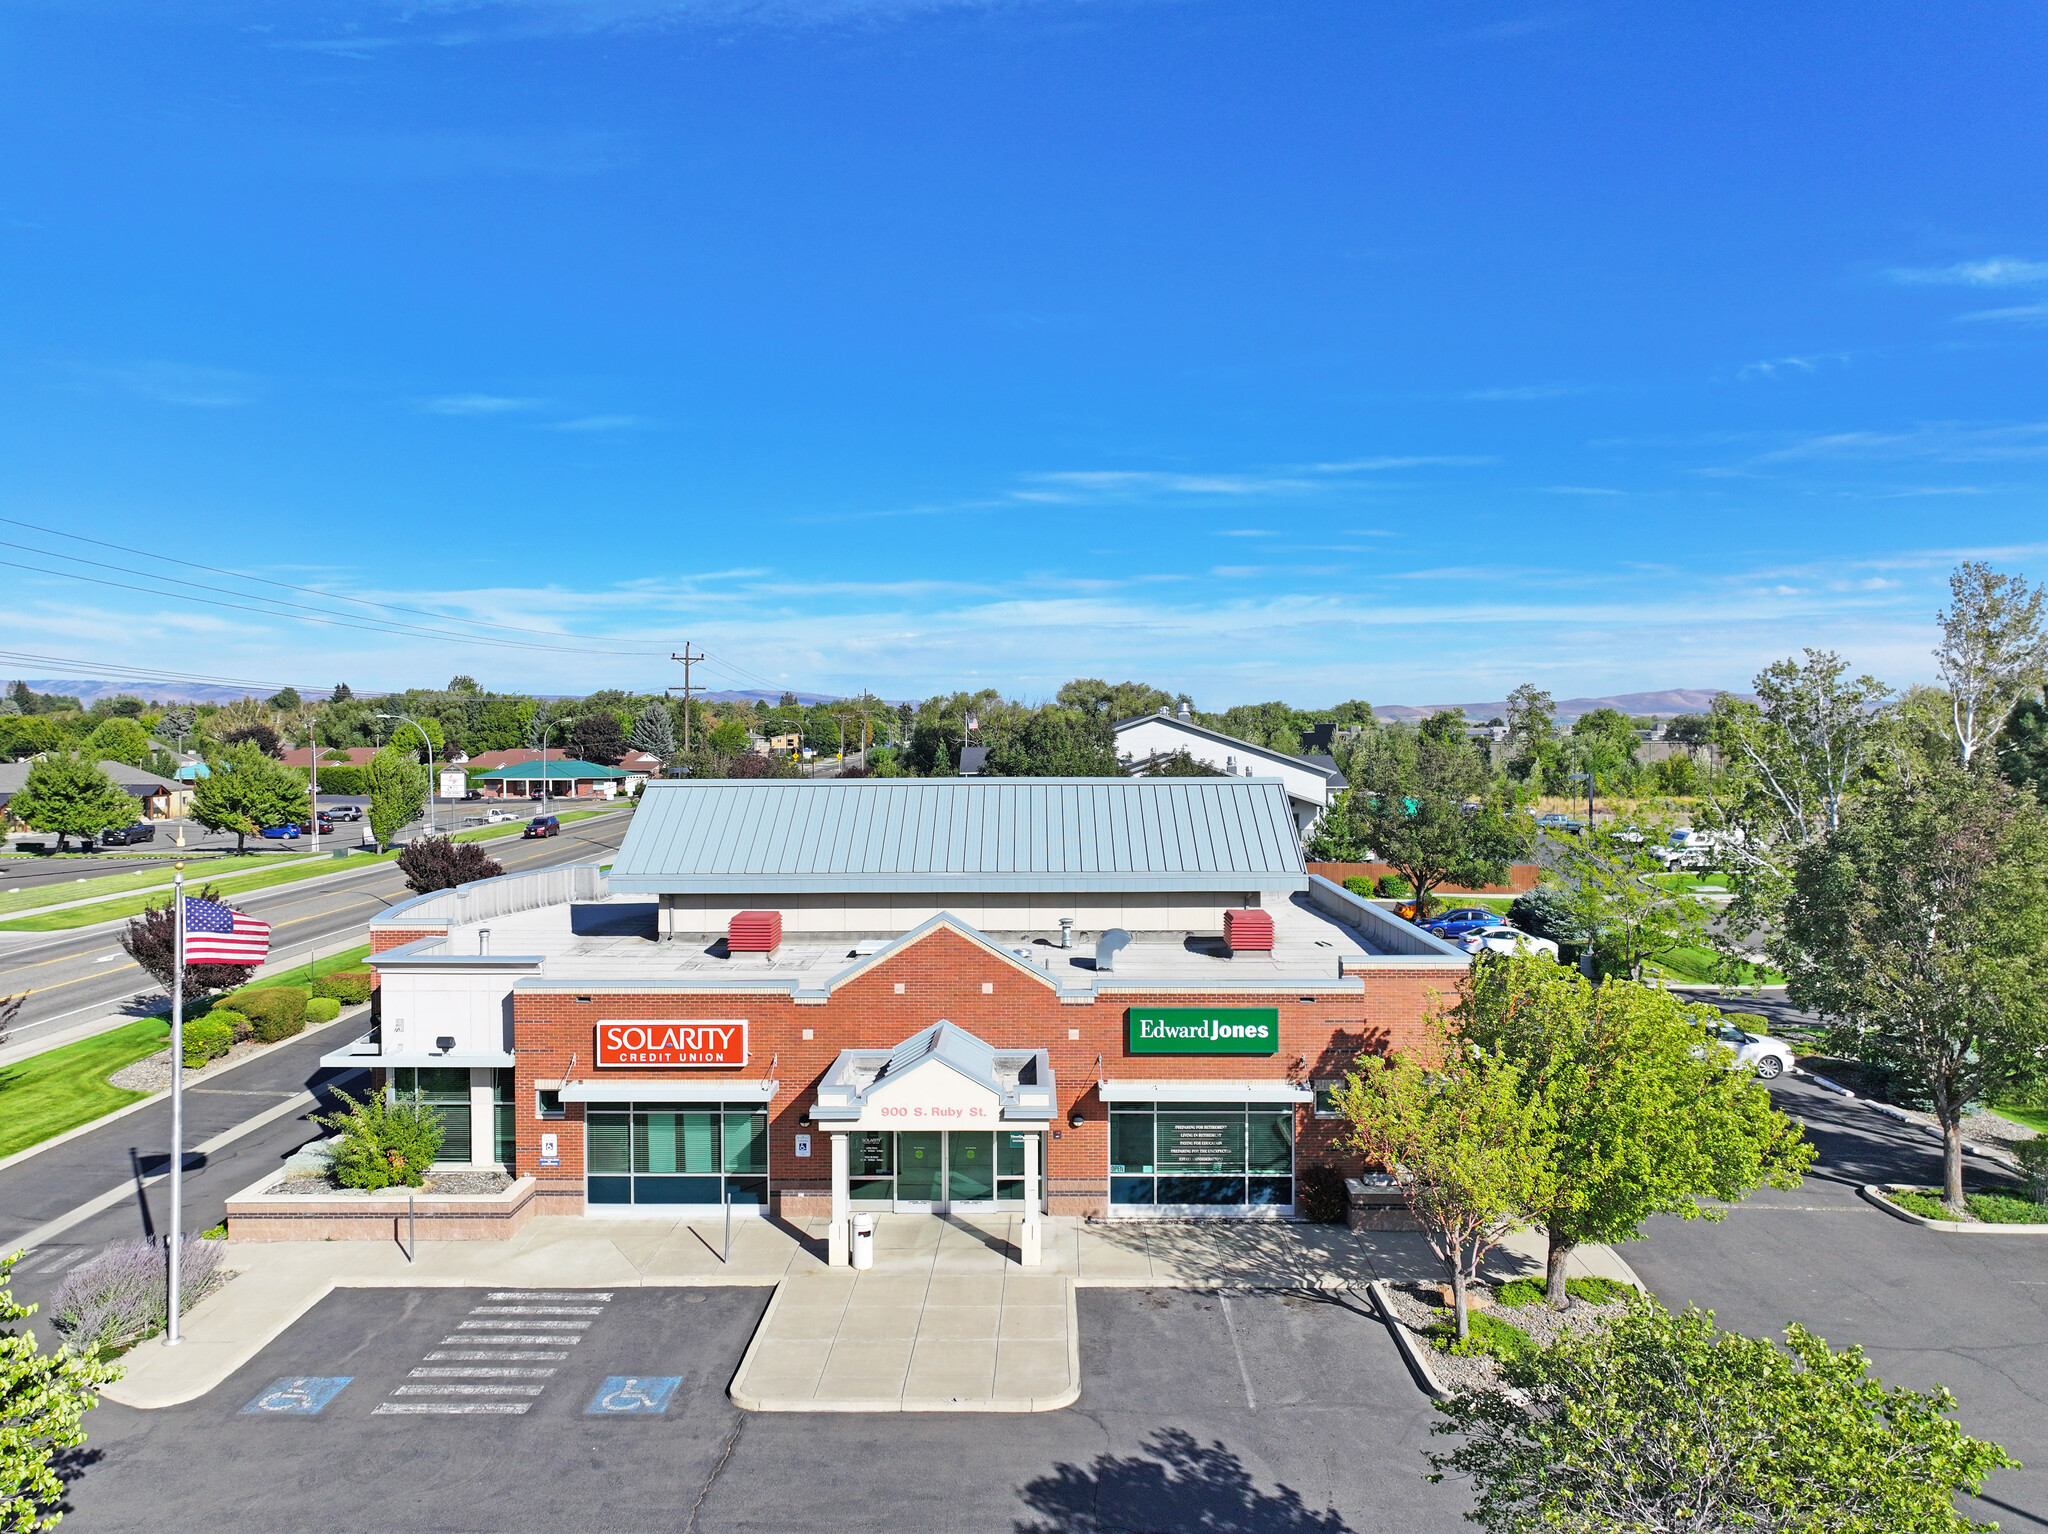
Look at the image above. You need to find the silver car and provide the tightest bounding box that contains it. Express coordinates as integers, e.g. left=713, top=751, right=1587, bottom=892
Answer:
left=1455, top=925, right=1561, bottom=960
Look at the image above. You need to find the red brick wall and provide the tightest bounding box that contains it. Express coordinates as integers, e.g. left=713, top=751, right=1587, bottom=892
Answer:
left=1307, top=862, right=1540, bottom=895
left=508, top=926, right=1451, bottom=1214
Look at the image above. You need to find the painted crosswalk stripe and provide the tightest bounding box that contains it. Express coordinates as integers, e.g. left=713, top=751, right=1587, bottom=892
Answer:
left=425, top=1350, right=568, bottom=1362
left=456, top=1319, right=592, bottom=1330
left=486, top=1291, right=613, bottom=1302
left=410, top=1367, right=557, bottom=1379
left=394, top=1383, right=546, bottom=1397
left=373, top=1402, right=531, bottom=1415
left=439, top=1333, right=581, bottom=1345
left=467, top=1305, right=604, bottom=1316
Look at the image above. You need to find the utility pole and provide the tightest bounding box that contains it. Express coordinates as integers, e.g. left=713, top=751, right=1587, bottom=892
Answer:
left=669, top=644, right=704, bottom=754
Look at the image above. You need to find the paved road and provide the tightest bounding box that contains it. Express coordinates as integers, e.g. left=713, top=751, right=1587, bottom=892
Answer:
left=0, top=808, right=631, bottom=1051
left=1625, top=1074, right=2045, bottom=1531
left=61, top=1286, right=1457, bottom=1533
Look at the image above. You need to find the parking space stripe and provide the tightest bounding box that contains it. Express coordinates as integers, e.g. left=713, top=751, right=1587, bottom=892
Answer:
left=393, top=1384, right=547, bottom=1397
left=409, top=1368, right=557, bottom=1379
left=456, top=1319, right=592, bottom=1330
left=425, top=1349, right=568, bottom=1361
left=373, top=1402, right=532, bottom=1416
left=380, top=1291, right=615, bottom=1419
left=438, top=1333, right=582, bottom=1345
left=485, top=1291, right=613, bottom=1302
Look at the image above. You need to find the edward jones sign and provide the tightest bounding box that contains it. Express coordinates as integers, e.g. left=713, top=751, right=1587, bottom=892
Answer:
left=1126, top=1007, right=1280, bottom=1055
left=596, top=1020, right=748, bottom=1068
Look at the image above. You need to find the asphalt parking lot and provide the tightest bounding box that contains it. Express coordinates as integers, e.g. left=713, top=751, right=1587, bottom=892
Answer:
left=60, top=1285, right=1459, bottom=1534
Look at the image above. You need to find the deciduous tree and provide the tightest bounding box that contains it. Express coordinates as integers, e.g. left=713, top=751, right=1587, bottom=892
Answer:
left=1782, top=758, right=2048, bottom=1207
left=81, top=717, right=149, bottom=768
left=118, top=882, right=256, bottom=998
left=1333, top=1025, right=1552, bottom=1342
left=1455, top=953, right=1812, bottom=1305
left=1431, top=1301, right=2017, bottom=1534
left=1936, top=560, right=2047, bottom=767
left=396, top=836, right=505, bottom=895
left=7, top=754, right=135, bottom=850
left=366, top=748, right=427, bottom=847
left=189, top=744, right=309, bottom=854
left=1995, top=683, right=2048, bottom=803
left=1551, top=813, right=1709, bottom=980
left=0, top=1252, right=118, bottom=1533
left=568, top=711, right=626, bottom=765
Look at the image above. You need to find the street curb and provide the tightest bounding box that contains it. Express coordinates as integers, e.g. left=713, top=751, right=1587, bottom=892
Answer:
left=1807, top=1072, right=1856, bottom=1097
left=0, top=1003, right=366, bottom=1178
left=1859, top=1184, right=2048, bottom=1235
left=1368, top=1279, right=1448, bottom=1399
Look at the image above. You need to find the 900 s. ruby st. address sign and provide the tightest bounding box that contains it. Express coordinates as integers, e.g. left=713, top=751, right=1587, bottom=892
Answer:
left=596, top=1020, right=748, bottom=1068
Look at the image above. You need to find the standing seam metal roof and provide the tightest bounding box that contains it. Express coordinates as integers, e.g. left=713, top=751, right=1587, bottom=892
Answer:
left=608, top=777, right=1307, bottom=893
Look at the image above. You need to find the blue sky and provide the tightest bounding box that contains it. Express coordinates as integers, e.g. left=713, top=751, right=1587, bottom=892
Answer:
left=1, top=0, right=2043, bottom=707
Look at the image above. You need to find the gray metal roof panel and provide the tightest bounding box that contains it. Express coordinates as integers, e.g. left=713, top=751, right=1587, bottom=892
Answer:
left=609, top=777, right=1308, bottom=893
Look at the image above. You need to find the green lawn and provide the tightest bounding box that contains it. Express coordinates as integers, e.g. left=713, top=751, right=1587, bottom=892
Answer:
left=1642, top=945, right=1785, bottom=986
left=0, top=807, right=625, bottom=932
left=0, top=1018, right=170, bottom=1159
left=0, top=851, right=290, bottom=918
left=1648, top=872, right=1732, bottom=894
left=1991, top=1103, right=2048, bottom=1135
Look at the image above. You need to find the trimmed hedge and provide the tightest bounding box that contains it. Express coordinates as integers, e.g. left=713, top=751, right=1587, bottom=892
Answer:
left=306, top=996, right=341, bottom=1024
left=311, top=763, right=369, bottom=795
left=315, top=971, right=374, bottom=1005
left=182, top=1013, right=235, bottom=1068
left=224, top=986, right=307, bottom=1028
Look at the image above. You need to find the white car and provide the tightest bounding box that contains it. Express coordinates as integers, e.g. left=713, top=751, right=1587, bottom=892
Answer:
left=1711, top=1020, right=1795, bottom=1080
left=1455, top=926, right=1561, bottom=960
left=482, top=809, right=519, bottom=824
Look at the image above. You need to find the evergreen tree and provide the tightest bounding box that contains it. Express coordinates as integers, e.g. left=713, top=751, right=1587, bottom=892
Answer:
left=629, top=701, right=676, bottom=767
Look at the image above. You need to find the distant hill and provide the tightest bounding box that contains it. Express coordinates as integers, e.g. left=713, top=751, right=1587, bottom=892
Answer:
left=7, top=678, right=345, bottom=707
left=1375, top=688, right=1740, bottom=723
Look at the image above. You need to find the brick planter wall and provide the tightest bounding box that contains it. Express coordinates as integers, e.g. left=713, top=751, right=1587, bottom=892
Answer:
left=224, top=1172, right=541, bottom=1242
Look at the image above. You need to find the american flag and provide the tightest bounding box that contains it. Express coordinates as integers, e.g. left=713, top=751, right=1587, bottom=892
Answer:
left=183, top=897, right=270, bottom=966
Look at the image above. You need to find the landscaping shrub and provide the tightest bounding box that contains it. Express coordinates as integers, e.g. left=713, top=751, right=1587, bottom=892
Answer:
left=311, top=763, right=368, bottom=795
left=2015, top=1138, right=2048, bottom=1202
left=252, top=1009, right=306, bottom=1044
left=306, top=996, right=341, bottom=1024
left=396, top=834, right=506, bottom=895
left=181, top=1013, right=234, bottom=1067
left=315, top=970, right=374, bottom=1005
left=314, top=1084, right=444, bottom=1190
left=225, top=986, right=307, bottom=1030
left=1496, top=1274, right=1633, bottom=1309
left=1342, top=877, right=1375, bottom=897
left=1376, top=874, right=1409, bottom=898
left=1504, top=885, right=1588, bottom=945
left=51, top=1236, right=227, bottom=1354
left=1295, top=1163, right=1349, bottom=1223
left=1427, top=1310, right=1533, bottom=1360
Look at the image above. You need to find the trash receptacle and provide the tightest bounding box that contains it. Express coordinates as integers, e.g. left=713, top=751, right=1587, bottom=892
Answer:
left=851, top=1213, right=874, bottom=1270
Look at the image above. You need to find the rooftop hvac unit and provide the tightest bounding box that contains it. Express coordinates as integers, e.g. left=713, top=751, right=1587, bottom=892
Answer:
left=728, top=910, right=783, bottom=953
left=1223, top=908, right=1274, bottom=955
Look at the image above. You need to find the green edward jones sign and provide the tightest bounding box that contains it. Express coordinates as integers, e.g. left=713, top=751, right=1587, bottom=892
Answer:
left=1126, top=1007, right=1280, bottom=1055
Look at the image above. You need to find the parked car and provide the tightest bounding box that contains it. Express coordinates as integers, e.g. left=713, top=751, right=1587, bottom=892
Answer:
left=259, top=823, right=301, bottom=839
left=1534, top=812, right=1583, bottom=834
left=462, top=789, right=484, bottom=801
left=1419, top=907, right=1500, bottom=940
left=1456, top=926, right=1561, bottom=960
left=483, top=809, right=519, bottom=824
left=322, top=804, right=364, bottom=822
left=98, top=822, right=157, bottom=846
left=523, top=815, right=560, bottom=838
left=1710, top=1020, right=1795, bottom=1081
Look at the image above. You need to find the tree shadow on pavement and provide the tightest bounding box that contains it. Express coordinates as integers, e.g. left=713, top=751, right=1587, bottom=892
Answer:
left=1013, top=1427, right=1352, bottom=1534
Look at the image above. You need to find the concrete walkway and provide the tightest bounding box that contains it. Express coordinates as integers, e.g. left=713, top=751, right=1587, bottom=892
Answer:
left=102, top=1212, right=1642, bottom=1412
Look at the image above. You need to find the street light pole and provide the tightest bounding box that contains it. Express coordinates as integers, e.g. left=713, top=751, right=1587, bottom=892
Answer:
left=376, top=713, right=437, bottom=837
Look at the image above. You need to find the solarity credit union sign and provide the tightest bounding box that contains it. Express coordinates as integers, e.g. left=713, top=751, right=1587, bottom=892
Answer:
left=1126, top=1007, right=1279, bottom=1055
left=596, top=1020, right=748, bottom=1068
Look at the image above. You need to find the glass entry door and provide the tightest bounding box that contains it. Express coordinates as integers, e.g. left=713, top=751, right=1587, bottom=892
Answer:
left=895, top=1132, right=943, bottom=1208
left=946, top=1131, right=996, bottom=1208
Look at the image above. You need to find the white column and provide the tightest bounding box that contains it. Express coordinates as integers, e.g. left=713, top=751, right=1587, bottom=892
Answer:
left=1020, top=1131, right=1042, bottom=1267
left=828, top=1133, right=850, bottom=1266
left=469, top=1068, right=497, bottom=1167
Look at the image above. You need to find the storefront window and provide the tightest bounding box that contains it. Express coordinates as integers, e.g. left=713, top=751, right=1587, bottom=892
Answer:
left=1106, top=1101, right=1298, bottom=1211
left=391, top=1067, right=472, bottom=1165
left=586, top=1102, right=769, bottom=1207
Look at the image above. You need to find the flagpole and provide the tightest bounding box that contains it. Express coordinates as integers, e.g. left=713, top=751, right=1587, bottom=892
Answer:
left=165, top=864, right=184, bottom=1346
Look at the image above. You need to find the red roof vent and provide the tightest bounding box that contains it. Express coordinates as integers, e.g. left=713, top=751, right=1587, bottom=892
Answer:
left=728, top=910, right=783, bottom=953
left=1223, top=908, right=1274, bottom=954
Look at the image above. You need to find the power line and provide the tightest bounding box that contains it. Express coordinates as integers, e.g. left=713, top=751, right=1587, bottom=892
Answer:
left=0, top=649, right=316, bottom=694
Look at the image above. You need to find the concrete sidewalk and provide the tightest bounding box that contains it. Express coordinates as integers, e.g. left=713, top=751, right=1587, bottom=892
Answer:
left=102, top=1212, right=1641, bottom=1411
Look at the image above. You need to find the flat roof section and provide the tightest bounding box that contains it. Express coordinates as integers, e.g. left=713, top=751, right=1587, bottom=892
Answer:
left=607, top=777, right=1309, bottom=895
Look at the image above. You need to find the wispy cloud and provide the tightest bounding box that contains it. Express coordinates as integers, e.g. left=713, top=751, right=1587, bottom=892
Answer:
left=546, top=414, right=651, bottom=432
left=1958, top=302, right=2048, bottom=326
left=1539, top=485, right=1625, bottom=496
left=1888, top=257, right=2048, bottom=287
left=419, top=394, right=542, bottom=416
left=1017, top=471, right=1316, bottom=500
left=1216, top=529, right=1275, bottom=538
left=83, top=361, right=263, bottom=408
left=1737, top=354, right=1843, bottom=382
left=1757, top=421, right=2048, bottom=465
left=1306, top=455, right=1491, bottom=472
left=1463, top=384, right=1580, bottom=401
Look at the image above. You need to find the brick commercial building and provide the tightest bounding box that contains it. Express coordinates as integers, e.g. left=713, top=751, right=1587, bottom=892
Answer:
left=328, top=777, right=1466, bottom=1262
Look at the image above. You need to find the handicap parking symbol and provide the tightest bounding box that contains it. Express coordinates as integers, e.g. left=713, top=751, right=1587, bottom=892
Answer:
left=240, top=1377, right=353, bottom=1415
left=585, top=1376, right=683, bottom=1415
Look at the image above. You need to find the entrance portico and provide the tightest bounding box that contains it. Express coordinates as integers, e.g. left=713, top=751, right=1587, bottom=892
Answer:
left=810, top=1021, right=1055, bottom=1266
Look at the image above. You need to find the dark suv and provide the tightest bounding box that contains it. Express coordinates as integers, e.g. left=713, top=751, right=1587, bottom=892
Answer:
left=100, top=823, right=157, bottom=847
left=523, top=815, right=560, bottom=838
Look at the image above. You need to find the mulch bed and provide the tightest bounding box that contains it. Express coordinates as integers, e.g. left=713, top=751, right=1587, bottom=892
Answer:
left=1381, top=1280, right=1631, bottom=1395
left=261, top=1169, right=515, bottom=1197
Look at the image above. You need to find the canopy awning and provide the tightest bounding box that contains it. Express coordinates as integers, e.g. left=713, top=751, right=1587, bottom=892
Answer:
left=561, top=1079, right=779, bottom=1104
left=1097, top=1080, right=1313, bottom=1103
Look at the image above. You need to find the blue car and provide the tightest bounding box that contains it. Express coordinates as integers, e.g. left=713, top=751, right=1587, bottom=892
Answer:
left=260, top=823, right=301, bottom=839
left=1419, top=907, right=1498, bottom=940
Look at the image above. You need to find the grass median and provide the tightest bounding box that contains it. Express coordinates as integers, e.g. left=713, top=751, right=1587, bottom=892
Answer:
left=0, top=807, right=623, bottom=933
left=0, top=1018, right=170, bottom=1159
